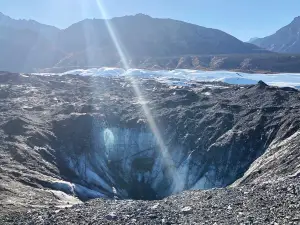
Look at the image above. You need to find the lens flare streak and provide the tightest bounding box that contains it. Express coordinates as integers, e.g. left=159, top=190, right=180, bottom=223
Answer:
left=95, top=0, right=182, bottom=192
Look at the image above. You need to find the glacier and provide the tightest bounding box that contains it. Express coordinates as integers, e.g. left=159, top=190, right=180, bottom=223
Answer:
left=54, top=127, right=223, bottom=200
left=47, top=67, right=300, bottom=88
left=39, top=67, right=300, bottom=201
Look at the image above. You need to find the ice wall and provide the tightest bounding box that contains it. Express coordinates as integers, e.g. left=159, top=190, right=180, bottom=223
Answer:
left=58, top=127, right=219, bottom=200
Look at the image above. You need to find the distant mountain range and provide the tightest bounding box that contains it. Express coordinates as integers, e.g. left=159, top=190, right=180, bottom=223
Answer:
left=0, top=12, right=63, bottom=72
left=0, top=12, right=267, bottom=72
left=250, top=16, right=300, bottom=53
left=0, top=12, right=59, bottom=39
left=248, top=37, right=259, bottom=43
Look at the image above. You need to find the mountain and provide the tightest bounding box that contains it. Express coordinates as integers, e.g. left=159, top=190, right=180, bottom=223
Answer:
left=0, top=26, right=65, bottom=72
left=0, top=13, right=64, bottom=72
left=60, top=14, right=263, bottom=56
left=55, top=14, right=265, bottom=68
left=0, top=12, right=59, bottom=40
left=248, top=37, right=259, bottom=42
left=250, top=16, right=300, bottom=53
left=0, top=13, right=267, bottom=72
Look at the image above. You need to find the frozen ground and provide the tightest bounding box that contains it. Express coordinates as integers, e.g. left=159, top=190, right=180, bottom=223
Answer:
left=34, top=67, right=300, bottom=88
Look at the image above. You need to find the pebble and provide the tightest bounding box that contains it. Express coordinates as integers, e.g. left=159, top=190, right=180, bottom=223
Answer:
left=181, top=206, right=193, bottom=214
left=105, top=212, right=118, bottom=221
left=151, top=203, right=160, bottom=210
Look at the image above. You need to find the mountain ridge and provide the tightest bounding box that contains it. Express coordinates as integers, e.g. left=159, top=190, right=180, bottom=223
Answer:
left=0, top=12, right=268, bottom=73
left=0, top=11, right=59, bottom=39
left=250, top=16, right=300, bottom=53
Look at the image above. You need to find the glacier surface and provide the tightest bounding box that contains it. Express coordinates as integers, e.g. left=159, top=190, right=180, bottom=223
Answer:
left=43, top=67, right=300, bottom=200
left=39, top=67, right=300, bottom=88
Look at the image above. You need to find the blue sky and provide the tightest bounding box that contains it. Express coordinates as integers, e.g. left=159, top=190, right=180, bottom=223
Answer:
left=1, top=0, right=300, bottom=41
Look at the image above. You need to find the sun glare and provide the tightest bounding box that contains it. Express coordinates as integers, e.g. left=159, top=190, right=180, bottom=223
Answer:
left=95, top=0, right=181, bottom=192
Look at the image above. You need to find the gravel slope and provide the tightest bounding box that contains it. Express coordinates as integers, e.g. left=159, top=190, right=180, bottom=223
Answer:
left=1, top=178, right=299, bottom=224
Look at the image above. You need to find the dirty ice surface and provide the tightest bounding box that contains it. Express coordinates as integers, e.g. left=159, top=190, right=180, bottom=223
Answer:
left=34, top=68, right=300, bottom=88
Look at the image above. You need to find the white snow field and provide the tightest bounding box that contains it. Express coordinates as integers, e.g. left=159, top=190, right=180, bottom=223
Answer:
left=55, top=68, right=300, bottom=88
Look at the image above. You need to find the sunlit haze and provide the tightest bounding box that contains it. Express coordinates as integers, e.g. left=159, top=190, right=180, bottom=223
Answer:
left=1, top=0, right=300, bottom=41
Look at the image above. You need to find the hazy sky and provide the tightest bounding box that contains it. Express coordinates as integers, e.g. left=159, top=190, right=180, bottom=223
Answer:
left=1, top=0, right=300, bottom=41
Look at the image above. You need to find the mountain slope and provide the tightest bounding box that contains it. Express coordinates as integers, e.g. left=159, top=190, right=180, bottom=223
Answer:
left=248, top=37, right=259, bottom=43
left=60, top=14, right=264, bottom=55
left=0, top=13, right=268, bottom=72
left=0, top=12, right=59, bottom=40
left=0, top=26, right=65, bottom=72
left=251, top=16, right=300, bottom=53
left=0, top=12, right=64, bottom=72
left=55, top=14, right=266, bottom=68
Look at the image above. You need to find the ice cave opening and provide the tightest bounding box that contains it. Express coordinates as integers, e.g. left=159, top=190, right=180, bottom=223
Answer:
left=52, top=116, right=256, bottom=201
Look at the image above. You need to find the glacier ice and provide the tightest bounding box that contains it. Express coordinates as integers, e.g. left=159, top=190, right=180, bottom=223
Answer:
left=56, top=127, right=223, bottom=200
left=56, top=67, right=300, bottom=88
left=32, top=67, right=300, bottom=88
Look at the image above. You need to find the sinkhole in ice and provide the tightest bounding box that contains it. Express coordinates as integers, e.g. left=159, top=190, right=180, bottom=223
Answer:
left=53, top=122, right=237, bottom=201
